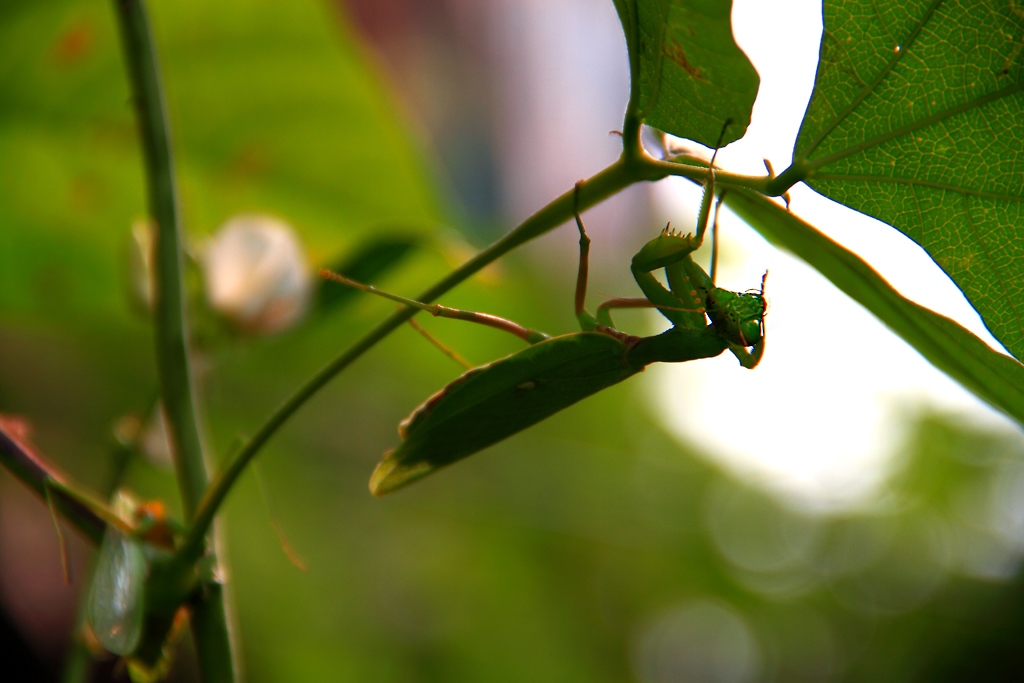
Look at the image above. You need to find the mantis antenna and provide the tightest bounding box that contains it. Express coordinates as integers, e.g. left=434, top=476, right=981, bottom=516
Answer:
left=254, top=460, right=306, bottom=572
left=44, top=480, right=72, bottom=584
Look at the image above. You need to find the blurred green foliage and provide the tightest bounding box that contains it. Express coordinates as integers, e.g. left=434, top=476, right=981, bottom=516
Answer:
left=3, top=1, right=1024, bottom=682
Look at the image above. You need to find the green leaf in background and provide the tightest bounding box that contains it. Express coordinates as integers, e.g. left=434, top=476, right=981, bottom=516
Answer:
left=790, top=0, right=1024, bottom=359
left=626, top=0, right=760, bottom=146
left=727, top=189, right=1024, bottom=428
left=0, top=0, right=440, bottom=329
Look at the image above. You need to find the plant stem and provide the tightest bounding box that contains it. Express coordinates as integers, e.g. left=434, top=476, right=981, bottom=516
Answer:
left=112, top=0, right=238, bottom=680
left=619, top=0, right=643, bottom=157
left=638, top=156, right=773, bottom=193
left=113, top=0, right=205, bottom=518
left=178, top=157, right=639, bottom=561
left=0, top=424, right=105, bottom=543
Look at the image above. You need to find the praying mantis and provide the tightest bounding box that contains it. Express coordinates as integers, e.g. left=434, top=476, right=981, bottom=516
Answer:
left=323, top=170, right=767, bottom=497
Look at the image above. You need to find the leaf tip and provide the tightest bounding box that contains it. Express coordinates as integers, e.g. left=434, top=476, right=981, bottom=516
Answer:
left=368, top=452, right=433, bottom=497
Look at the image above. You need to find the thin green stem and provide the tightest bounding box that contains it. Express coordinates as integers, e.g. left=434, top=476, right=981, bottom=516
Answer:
left=0, top=424, right=106, bottom=543
left=112, top=0, right=237, bottom=680
left=178, top=158, right=639, bottom=562
left=620, top=0, right=643, bottom=156
left=639, top=155, right=772, bottom=193
left=113, top=0, right=206, bottom=519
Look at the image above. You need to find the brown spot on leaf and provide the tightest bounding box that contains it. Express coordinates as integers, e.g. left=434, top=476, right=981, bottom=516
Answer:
left=663, top=42, right=704, bottom=81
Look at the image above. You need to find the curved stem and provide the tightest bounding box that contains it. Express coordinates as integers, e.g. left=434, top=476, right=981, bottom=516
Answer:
left=0, top=424, right=107, bottom=543
left=178, top=157, right=639, bottom=562
left=112, top=0, right=238, bottom=679
left=639, top=155, right=772, bottom=193
left=620, top=0, right=643, bottom=157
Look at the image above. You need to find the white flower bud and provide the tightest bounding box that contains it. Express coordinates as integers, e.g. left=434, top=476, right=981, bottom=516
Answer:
left=203, top=215, right=312, bottom=334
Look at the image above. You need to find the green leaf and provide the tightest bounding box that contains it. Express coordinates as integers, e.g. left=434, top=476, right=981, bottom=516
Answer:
left=727, top=189, right=1024, bottom=428
left=790, top=0, right=1024, bottom=359
left=627, top=0, right=760, bottom=146
left=0, top=0, right=441, bottom=328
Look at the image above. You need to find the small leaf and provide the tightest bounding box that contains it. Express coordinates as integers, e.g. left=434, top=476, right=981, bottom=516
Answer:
left=791, top=0, right=1024, bottom=359
left=627, top=0, right=760, bottom=146
left=727, top=189, right=1024, bottom=428
left=87, top=529, right=147, bottom=656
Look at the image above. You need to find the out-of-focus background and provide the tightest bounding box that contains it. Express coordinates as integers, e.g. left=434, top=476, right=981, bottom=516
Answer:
left=3, top=0, right=1024, bottom=681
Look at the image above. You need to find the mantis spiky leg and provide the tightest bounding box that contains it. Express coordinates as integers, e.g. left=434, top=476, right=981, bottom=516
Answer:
left=319, top=270, right=550, bottom=344
left=630, top=227, right=706, bottom=330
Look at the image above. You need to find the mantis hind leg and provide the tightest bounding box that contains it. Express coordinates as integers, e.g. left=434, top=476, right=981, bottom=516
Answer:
left=407, top=318, right=473, bottom=369
left=572, top=180, right=601, bottom=331
left=319, top=270, right=550, bottom=344
left=595, top=297, right=704, bottom=328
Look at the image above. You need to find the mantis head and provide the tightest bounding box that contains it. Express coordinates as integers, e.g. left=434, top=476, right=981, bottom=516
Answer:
left=705, top=273, right=767, bottom=348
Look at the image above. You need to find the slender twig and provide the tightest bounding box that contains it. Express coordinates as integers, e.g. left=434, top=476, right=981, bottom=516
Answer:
left=0, top=423, right=106, bottom=543
left=112, top=0, right=238, bottom=679
left=640, top=156, right=773, bottom=193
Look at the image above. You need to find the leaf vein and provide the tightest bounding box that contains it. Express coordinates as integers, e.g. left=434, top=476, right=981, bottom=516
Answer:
left=810, top=82, right=1024, bottom=168
left=801, top=0, right=945, bottom=159
left=812, top=173, right=1024, bottom=204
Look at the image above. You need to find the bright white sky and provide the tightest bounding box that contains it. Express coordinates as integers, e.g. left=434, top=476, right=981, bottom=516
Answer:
left=650, top=0, right=1021, bottom=511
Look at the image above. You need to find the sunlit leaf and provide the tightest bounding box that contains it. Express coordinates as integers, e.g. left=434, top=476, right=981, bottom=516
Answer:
left=0, top=0, right=440, bottom=328
left=790, top=0, right=1024, bottom=359
left=623, top=0, right=760, bottom=146
left=727, top=189, right=1024, bottom=427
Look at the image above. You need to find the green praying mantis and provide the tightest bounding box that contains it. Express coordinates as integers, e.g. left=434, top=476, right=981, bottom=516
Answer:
left=322, top=163, right=768, bottom=497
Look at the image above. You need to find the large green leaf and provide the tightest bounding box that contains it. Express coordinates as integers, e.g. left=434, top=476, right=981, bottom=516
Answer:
left=727, top=189, right=1024, bottom=428
left=789, top=0, right=1024, bottom=359
left=619, top=0, right=760, bottom=146
left=0, top=0, right=440, bottom=328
